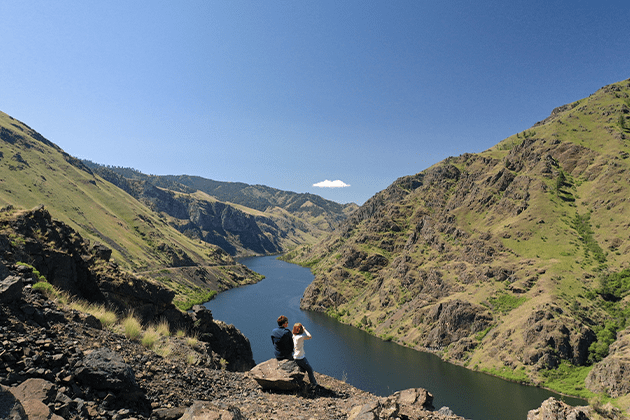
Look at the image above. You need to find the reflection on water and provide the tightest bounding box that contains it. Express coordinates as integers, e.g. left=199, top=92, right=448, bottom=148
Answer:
left=205, top=255, right=585, bottom=420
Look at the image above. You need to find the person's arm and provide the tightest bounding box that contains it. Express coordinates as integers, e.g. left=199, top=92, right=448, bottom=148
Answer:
left=303, top=328, right=312, bottom=340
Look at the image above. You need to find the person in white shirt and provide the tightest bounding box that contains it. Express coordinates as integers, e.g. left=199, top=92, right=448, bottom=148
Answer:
left=292, top=323, right=319, bottom=387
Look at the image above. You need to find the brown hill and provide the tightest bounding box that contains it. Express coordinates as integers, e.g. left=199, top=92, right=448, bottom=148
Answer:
left=284, top=78, right=630, bottom=408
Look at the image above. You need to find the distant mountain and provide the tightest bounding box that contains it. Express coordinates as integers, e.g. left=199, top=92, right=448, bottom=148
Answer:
left=0, top=111, right=261, bottom=308
left=82, top=162, right=358, bottom=256
left=284, top=78, right=630, bottom=402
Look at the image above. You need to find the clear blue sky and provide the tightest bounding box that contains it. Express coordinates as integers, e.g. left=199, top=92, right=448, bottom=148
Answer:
left=1, top=1, right=629, bottom=204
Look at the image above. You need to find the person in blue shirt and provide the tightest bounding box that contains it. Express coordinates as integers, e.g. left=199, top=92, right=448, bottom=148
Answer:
left=271, top=315, right=293, bottom=360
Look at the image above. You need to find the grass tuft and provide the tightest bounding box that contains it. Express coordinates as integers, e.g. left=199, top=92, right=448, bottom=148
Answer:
left=122, top=312, right=142, bottom=340
left=141, top=326, right=160, bottom=349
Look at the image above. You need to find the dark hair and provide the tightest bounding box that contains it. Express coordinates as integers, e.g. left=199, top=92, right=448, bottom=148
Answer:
left=277, top=315, right=288, bottom=326
left=292, top=323, right=304, bottom=335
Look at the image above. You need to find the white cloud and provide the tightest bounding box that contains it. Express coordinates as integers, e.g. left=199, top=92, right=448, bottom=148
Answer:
left=312, top=179, right=350, bottom=188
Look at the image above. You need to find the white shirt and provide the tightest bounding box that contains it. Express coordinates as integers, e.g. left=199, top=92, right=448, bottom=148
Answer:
left=292, top=328, right=312, bottom=359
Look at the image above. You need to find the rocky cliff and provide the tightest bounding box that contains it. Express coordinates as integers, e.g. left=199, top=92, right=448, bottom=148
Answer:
left=286, top=78, right=630, bottom=409
left=84, top=163, right=358, bottom=257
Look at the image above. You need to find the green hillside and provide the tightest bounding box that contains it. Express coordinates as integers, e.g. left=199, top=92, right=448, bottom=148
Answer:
left=285, top=78, right=630, bottom=409
left=81, top=162, right=358, bottom=256
left=0, top=111, right=261, bottom=308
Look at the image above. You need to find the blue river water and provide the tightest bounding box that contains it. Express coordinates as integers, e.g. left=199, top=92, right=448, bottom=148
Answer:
left=204, top=255, right=585, bottom=420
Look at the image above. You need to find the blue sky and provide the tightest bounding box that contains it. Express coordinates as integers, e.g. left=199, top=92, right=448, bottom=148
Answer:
left=1, top=1, right=629, bottom=205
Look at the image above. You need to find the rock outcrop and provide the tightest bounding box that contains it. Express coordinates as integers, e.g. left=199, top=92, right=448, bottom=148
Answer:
left=585, top=326, right=630, bottom=398
left=526, top=397, right=591, bottom=420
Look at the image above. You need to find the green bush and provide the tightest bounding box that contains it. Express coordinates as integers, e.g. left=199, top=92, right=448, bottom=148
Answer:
left=32, top=281, right=55, bottom=297
left=489, top=293, right=527, bottom=313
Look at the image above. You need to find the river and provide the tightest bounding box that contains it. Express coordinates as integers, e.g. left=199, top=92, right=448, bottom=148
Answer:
left=204, top=255, right=585, bottom=420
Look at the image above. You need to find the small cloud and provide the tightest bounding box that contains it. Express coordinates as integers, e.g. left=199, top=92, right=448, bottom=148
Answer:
left=313, top=179, right=350, bottom=188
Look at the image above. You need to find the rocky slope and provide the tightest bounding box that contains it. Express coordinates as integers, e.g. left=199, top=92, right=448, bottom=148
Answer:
left=0, top=111, right=263, bottom=306
left=284, top=78, right=630, bottom=410
left=83, top=163, right=358, bottom=257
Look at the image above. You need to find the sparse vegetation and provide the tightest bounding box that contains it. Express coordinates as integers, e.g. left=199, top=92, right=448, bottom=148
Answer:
left=572, top=212, right=606, bottom=264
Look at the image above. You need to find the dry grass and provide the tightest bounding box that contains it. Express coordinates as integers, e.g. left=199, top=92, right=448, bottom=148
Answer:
left=122, top=312, right=142, bottom=340
left=141, top=326, right=161, bottom=349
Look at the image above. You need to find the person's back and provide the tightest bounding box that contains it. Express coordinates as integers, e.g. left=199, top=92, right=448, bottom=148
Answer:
left=271, top=315, right=293, bottom=360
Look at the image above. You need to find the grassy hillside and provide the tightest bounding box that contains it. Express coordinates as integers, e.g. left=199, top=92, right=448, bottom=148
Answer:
left=284, top=78, right=630, bottom=408
left=0, top=111, right=261, bottom=308
left=81, top=162, right=358, bottom=256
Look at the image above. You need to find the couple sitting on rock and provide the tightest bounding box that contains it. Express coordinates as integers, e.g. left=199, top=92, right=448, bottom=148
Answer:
left=271, top=315, right=319, bottom=387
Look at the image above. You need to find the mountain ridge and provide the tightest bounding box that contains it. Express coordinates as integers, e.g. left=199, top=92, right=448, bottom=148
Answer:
left=82, top=161, right=358, bottom=256
left=0, top=110, right=263, bottom=308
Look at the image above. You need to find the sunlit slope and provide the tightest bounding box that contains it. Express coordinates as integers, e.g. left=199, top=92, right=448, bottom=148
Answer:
left=81, top=163, right=358, bottom=256
left=285, top=78, right=630, bottom=399
left=0, top=111, right=255, bottom=296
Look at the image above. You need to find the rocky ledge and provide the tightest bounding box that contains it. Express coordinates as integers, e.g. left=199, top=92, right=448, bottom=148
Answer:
left=0, top=276, right=472, bottom=420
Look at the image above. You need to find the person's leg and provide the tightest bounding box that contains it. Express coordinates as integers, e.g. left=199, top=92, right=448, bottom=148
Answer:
left=295, top=357, right=317, bottom=385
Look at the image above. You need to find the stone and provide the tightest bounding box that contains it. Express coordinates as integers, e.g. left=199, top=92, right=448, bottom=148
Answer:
left=0, top=276, right=23, bottom=303
left=249, top=359, right=305, bottom=391
left=10, top=378, right=56, bottom=404
left=75, top=348, right=137, bottom=391
left=152, top=406, right=187, bottom=420
left=0, top=386, right=27, bottom=420
left=178, top=401, right=244, bottom=420
left=527, top=397, right=591, bottom=420
left=347, top=401, right=380, bottom=420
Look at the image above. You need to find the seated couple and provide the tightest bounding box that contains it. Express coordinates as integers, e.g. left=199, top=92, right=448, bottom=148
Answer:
left=271, top=315, right=318, bottom=387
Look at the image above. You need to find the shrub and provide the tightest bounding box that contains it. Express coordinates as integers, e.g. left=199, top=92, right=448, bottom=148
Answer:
left=186, top=334, right=199, bottom=347
left=32, top=281, right=55, bottom=298
left=122, top=313, right=142, bottom=340
left=156, top=320, right=171, bottom=337
left=141, top=327, right=160, bottom=349
left=92, top=306, right=118, bottom=329
left=489, top=293, right=527, bottom=313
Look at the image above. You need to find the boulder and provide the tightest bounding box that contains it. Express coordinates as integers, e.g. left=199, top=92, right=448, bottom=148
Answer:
left=75, top=348, right=137, bottom=391
left=6, top=379, right=64, bottom=420
left=178, top=401, right=244, bottom=420
left=10, top=378, right=56, bottom=405
left=0, top=276, right=23, bottom=303
left=386, top=387, right=434, bottom=410
left=0, top=386, right=27, bottom=420
left=348, top=400, right=389, bottom=420
left=90, top=243, right=112, bottom=262
left=188, top=306, right=255, bottom=372
left=249, top=359, right=306, bottom=391
left=348, top=388, right=458, bottom=420
left=527, top=397, right=591, bottom=420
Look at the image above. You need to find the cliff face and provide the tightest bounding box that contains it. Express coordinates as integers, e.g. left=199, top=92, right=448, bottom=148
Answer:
left=287, top=78, right=630, bottom=399
left=85, top=164, right=359, bottom=257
